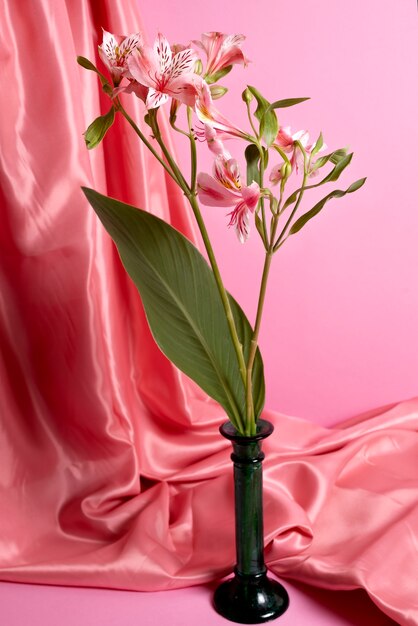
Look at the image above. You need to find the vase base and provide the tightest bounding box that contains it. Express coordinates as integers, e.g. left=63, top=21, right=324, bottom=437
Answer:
left=213, top=571, right=289, bottom=624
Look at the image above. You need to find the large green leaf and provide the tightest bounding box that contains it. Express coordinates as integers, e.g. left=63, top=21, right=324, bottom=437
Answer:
left=82, top=188, right=265, bottom=428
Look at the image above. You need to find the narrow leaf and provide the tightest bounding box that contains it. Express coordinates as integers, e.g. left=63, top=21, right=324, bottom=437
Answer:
left=82, top=188, right=265, bottom=428
left=321, top=152, right=353, bottom=184
left=311, top=132, right=324, bottom=157
left=77, top=56, right=100, bottom=73
left=269, top=97, right=310, bottom=109
left=245, top=144, right=261, bottom=185
left=247, top=85, right=278, bottom=146
left=289, top=179, right=366, bottom=235
left=247, top=85, right=270, bottom=121
left=77, top=56, right=109, bottom=87
left=83, top=106, right=115, bottom=149
left=347, top=177, right=367, bottom=193
left=260, top=109, right=278, bottom=147
left=255, top=214, right=267, bottom=247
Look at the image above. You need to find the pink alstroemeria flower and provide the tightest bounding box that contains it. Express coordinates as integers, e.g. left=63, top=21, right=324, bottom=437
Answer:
left=195, top=81, right=249, bottom=140
left=197, top=156, right=260, bottom=243
left=270, top=126, right=327, bottom=184
left=193, top=32, right=249, bottom=77
left=98, top=29, right=142, bottom=84
left=127, top=33, right=201, bottom=109
left=203, top=124, right=230, bottom=158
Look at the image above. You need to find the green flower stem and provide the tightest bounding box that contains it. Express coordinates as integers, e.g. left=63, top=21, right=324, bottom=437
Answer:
left=150, top=111, right=248, bottom=430
left=274, top=170, right=308, bottom=251
left=187, top=107, right=197, bottom=192
left=187, top=191, right=248, bottom=403
left=117, top=101, right=247, bottom=432
left=244, top=198, right=282, bottom=436
left=246, top=101, right=259, bottom=139
left=114, top=99, right=178, bottom=185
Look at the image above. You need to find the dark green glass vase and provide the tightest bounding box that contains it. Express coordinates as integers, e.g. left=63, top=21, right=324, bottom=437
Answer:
left=214, top=419, right=289, bottom=624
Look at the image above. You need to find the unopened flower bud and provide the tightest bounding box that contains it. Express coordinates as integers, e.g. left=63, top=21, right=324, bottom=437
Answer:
left=194, top=58, right=203, bottom=75
left=210, top=85, right=228, bottom=100
left=241, top=87, right=253, bottom=104
left=281, top=162, right=292, bottom=181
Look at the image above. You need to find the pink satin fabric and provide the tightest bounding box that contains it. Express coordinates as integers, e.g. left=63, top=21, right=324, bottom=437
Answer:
left=0, top=3, right=417, bottom=625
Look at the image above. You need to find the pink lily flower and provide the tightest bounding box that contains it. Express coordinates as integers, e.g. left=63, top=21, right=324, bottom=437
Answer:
left=203, top=124, right=230, bottom=158
left=270, top=126, right=327, bottom=183
left=98, top=29, right=142, bottom=85
left=195, top=81, right=249, bottom=140
left=193, top=32, right=249, bottom=78
left=197, top=156, right=260, bottom=243
left=127, top=33, right=202, bottom=109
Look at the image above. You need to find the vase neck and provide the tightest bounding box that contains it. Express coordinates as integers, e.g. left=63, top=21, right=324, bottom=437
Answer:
left=220, top=420, right=273, bottom=577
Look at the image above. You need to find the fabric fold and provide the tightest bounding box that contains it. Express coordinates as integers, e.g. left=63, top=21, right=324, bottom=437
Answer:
left=0, top=2, right=417, bottom=625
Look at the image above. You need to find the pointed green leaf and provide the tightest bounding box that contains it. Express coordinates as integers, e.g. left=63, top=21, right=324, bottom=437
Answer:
left=82, top=188, right=265, bottom=428
left=77, top=56, right=110, bottom=87
left=255, top=213, right=267, bottom=247
left=321, top=152, right=353, bottom=184
left=77, top=55, right=100, bottom=73
left=245, top=144, right=261, bottom=186
left=289, top=178, right=367, bottom=235
left=269, top=97, right=310, bottom=109
left=83, top=106, right=115, bottom=150
left=260, top=109, right=278, bottom=147
left=311, top=132, right=324, bottom=157
left=347, top=177, right=367, bottom=193
left=247, top=85, right=270, bottom=121
left=329, top=148, right=348, bottom=164
left=247, top=85, right=278, bottom=146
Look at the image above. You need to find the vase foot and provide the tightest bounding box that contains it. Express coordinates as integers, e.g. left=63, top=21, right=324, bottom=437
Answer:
left=213, top=571, right=289, bottom=624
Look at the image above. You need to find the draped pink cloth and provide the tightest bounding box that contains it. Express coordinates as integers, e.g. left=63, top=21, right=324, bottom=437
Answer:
left=0, top=2, right=417, bottom=625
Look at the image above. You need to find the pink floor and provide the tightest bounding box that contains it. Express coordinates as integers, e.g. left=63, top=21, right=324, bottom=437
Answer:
left=0, top=578, right=397, bottom=626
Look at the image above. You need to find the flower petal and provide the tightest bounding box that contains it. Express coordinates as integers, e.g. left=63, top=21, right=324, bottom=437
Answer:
left=169, top=48, right=197, bottom=80
left=146, top=88, right=168, bottom=109
left=119, top=33, right=142, bottom=58
left=197, top=173, right=238, bottom=207
left=228, top=201, right=250, bottom=243
left=154, top=33, right=172, bottom=73
left=127, top=47, right=159, bottom=89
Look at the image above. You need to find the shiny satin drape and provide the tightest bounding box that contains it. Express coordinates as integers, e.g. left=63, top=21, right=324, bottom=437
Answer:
left=0, top=2, right=417, bottom=625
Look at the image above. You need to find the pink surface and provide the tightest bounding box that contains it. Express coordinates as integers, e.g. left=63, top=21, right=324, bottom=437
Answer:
left=1, top=2, right=418, bottom=626
left=0, top=581, right=396, bottom=626
left=140, top=0, right=418, bottom=425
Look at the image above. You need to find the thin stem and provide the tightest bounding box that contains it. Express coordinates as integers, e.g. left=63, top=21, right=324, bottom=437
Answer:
left=149, top=111, right=248, bottom=398
left=188, top=194, right=248, bottom=392
left=187, top=107, right=197, bottom=192
left=246, top=101, right=259, bottom=139
left=274, top=147, right=309, bottom=251
left=150, top=110, right=191, bottom=192
left=114, top=99, right=178, bottom=184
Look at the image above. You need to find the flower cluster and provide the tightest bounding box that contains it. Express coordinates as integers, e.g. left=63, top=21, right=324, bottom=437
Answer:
left=79, top=28, right=364, bottom=244
left=80, top=27, right=365, bottom=439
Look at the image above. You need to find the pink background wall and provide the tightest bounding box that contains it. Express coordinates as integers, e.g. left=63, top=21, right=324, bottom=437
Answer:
left=139, top=0, right=418, bottom=426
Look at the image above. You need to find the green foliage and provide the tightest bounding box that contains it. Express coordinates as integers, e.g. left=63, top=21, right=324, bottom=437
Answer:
left=82, top=188, right=265, bottom=429
left=83, top=107, right=115, bottom=149
left=247, top=86, right=278, bottom=147
left=289, top=178, right=367, bottom=235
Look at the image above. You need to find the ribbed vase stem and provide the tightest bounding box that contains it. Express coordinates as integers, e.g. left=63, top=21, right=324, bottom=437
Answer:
left=214, top=420, right=289, bottom=624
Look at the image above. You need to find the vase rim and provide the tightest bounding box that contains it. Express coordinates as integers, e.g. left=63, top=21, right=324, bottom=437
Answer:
left=219, top=419, right=274, bottom=442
